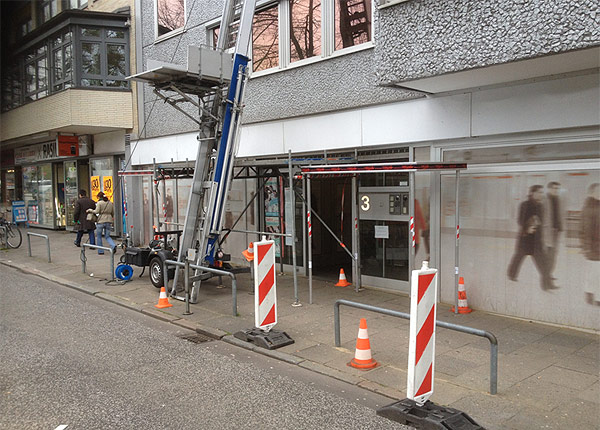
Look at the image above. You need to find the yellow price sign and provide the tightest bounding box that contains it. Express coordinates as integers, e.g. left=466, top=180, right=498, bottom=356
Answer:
left=103, top=176, right=114, bottom=202
left=91, top=176, right=101, bottom=199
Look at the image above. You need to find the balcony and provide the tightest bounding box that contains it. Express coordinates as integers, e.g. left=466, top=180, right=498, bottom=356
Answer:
left=1, top=8, right=132, bottom=142
left=1, top=88, right=133, bottom=142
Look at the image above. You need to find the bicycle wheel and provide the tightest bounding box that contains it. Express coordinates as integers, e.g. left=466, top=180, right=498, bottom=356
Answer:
left=6, top=225, right=22, bottom=248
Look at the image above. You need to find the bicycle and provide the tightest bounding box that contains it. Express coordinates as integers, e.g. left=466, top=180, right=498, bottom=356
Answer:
left=0, top=210, right=23, bottom=249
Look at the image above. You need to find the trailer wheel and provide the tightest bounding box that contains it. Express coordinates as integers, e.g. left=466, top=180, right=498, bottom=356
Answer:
left=149, top=256, right=164, bottom=288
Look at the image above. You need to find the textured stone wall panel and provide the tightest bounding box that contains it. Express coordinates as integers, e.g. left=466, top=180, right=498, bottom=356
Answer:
left=376, top=0, right=600, bottom=84
left=243, top=49, right=421, bottom=124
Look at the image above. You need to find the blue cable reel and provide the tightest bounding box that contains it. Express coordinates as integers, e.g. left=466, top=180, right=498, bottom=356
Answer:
left=115, top=264, right=133, bottom=281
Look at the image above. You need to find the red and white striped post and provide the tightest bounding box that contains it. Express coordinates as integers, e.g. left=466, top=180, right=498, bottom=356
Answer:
left=407, top=261, right=438, bottom=405
left=410, top=216, right=415, bottom=248
left=254, top=238, right=277, bottom=331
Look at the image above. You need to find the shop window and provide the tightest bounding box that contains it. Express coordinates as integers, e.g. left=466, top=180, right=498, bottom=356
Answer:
left=290, top=0, right=321, bottom=63
left=156, top=0, right=185, bottom=38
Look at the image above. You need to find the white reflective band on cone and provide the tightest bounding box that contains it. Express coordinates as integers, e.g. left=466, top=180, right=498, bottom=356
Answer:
left=354, top=348, right=372, bottom=361
left=358, top=328, right=368, bottom=338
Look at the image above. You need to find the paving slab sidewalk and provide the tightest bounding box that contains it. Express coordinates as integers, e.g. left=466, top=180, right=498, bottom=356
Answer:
left=2, top=229, right=599, bottom=430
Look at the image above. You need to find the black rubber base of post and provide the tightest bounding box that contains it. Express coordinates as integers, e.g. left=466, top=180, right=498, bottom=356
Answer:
left=233, top=328, right=294, bottom=350
left=377, top=398, right=485, bottom=430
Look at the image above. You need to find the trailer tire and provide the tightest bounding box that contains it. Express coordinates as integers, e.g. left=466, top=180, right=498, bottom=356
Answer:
left=149, top=256, right=164, bottom=288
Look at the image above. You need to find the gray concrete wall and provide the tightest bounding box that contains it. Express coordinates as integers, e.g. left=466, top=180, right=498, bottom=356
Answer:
left=375, top=0, right=600, bottom=84
left=138, top=0, right=419, bottom=138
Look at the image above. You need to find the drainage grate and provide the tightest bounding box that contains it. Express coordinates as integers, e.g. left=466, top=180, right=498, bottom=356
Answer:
left=177, top=333, right=214, bottom=344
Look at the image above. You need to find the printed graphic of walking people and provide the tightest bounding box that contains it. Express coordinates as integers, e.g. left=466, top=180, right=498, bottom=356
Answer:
left=507, top=185, right=558, bottom=291
left=581, top=182, right=600, bottom=261
left=544, top=181, right=563, bottom=278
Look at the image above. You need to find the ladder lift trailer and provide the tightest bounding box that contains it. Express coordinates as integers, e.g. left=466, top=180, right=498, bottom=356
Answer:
left=127, top=0, right=257, bottom=300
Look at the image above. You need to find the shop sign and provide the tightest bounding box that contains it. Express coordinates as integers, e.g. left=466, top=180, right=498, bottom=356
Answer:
left=91, top=176, right=101, bottom=199
left=103, top=176, right=114, bottom=202
left=12, top=201, right=27, bottom=223
left=15, top=142, right=58, bottom=164
left=58, top=135, right=79, bottom=157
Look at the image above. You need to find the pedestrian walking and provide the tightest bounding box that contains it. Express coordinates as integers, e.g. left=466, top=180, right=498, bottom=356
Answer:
left=88, top=191, right=116, bottom=255
left=507, top=185, right=558, bottom=291
left=73, top=190, right=96, bottom=247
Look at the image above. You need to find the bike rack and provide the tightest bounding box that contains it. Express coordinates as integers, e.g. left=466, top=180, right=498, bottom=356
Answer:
left=27, top=232, right=51, bottom=263
left=164, top=259, right=239, bottom=316
left=0, top=225, right=7, bottom=248
left=334, top=299, right=498, bottom=395
left=81, top=244, right=115, bottom=281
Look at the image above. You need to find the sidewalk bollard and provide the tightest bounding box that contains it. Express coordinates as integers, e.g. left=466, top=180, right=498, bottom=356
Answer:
left=183, top=258, right=192, bottom=315
left=26, top=232, right=51, bottom=263
left=334, top=299, right=498, bottom=395
left=81, top=244, right=115, bottom=281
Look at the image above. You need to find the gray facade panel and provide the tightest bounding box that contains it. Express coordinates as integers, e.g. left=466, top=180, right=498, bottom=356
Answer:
left=243, top=49, right=421, bottom=123
left=143, top=99, right=200, bottom=138
left=141, top=0, right=222, bottom=48
left=138, top=0, right=422, bottom=136
left=376, top=0, right=600, bottom=84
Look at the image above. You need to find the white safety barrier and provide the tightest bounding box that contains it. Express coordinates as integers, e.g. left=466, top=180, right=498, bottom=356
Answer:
left=254, top=238, right=277, bottom=331
left=407, top=261, right=438, bottom=405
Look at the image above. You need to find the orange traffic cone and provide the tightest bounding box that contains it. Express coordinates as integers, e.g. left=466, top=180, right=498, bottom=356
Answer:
left=335, top=268, right=351, bottom=287
left=451, top=277, right=472, bottom=314
left=348, top=318, right=378, bottom=370
left=242, top=242, right=254, bottom=262
left=154, top=286, right=173, bottom=309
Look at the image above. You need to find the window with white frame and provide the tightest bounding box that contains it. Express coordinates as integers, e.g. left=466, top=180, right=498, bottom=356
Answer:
left=156, top=0, right=186, bottom=38
left=210, top=0, right=372, bottom=73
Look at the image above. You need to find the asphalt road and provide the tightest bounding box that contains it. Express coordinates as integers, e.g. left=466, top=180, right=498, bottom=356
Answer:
left=0, top=266, right=411, bottom=430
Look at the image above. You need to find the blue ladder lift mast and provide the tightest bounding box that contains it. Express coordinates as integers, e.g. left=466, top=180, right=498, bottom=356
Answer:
left=128, top=0, right=257, bottom=301
left=207, top=0, right=256, bottom=265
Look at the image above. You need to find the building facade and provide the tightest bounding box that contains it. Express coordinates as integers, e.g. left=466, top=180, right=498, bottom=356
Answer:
left=129, top=0, right=598, bottom=329
left=0, top=0, right=139, bottom=233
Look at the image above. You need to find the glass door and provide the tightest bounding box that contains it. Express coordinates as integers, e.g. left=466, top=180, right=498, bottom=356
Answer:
left=64, top=161, right=78, bottom=230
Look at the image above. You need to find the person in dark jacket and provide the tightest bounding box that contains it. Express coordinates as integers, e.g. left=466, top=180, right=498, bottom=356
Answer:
left=507, top=185, right=558, bottom=291
left=73, top=190, right=96, bottom=247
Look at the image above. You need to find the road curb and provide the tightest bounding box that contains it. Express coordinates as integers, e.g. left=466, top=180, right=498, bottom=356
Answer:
left=96, top=293, right=144, bottom=312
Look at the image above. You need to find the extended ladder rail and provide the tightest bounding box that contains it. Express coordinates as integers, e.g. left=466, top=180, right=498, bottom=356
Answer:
left=172, top=0, right=256, bottom=299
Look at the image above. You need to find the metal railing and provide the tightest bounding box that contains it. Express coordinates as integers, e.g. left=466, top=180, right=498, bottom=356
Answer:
left=81, top=244, right=115, bottom=281
left=334, top=299, right=498, bottom=395
left=164, top=259, right=239, bottom=316
left=0, top=225, right=7, bottom=248
left=27, top=232, right=51, bottom=263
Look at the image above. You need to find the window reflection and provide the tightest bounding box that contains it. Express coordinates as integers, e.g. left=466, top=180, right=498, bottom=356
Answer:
left=157, top=0, right=185, bottom=36
left=290, top=0, right=321, bottom=63
left=82, top=42, right=101, bottom=75
left=252, top=5, right=279, bottom=72
left=334, top=0, right=371, bottom=50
